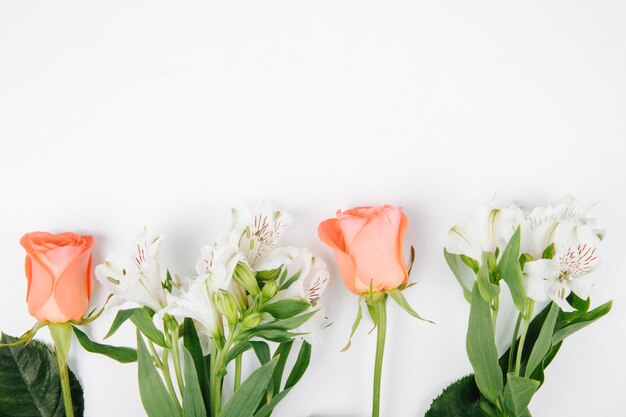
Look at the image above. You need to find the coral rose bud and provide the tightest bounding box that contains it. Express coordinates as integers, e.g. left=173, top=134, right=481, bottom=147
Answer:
left=20, top=232, right=94, bottom=322
left=318, top=205, right=409, bottom=295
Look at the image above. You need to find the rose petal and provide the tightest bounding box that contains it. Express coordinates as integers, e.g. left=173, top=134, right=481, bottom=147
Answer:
left=318, top=219, right=358, bottom=294
left=350, top=207, right=407, bottom=291
left=55, top=249, right=92, bottom=321
left=336, top=213, right=368, bottom=248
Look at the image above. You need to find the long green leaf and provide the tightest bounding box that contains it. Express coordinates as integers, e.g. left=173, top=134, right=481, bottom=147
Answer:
left=497, top=227, right=526, bottom=313
left=262, top=299, right=310, bottom=319
left=104, top=308, right=138, bottom=339
left=443, top=249, right=473, bottom=302
left=552, top=300, right=613, bottom=345
left=253, top=388, right=293, bottom=417
left=73, top=326, right=137, bottom=363
left=250, top=341, right=271, bottom=364
left=284, top=341, right=311, bottom=390
left=503, top=374, right=539, bottom=416
left=220, top=358, right=279, bottom=417
left=225, top=342, right=252, bottom=367
left=183, top=318, right=210, bottom=414
left=136, top=331, right=180, bottom=417
left=525, top=303, right=559, bottom=378
left=182, top=348, right=206, bottom=417
left=271, top=341, right=293, bottom=395
left=466, top=284, right=503, bottom=403
left=131, top=309, right=167, bottom=347
left=0, top=334, right=84, bottom=417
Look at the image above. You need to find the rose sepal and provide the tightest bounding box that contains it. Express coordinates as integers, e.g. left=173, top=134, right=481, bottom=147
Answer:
left=0, top=321, right=47, bottom=347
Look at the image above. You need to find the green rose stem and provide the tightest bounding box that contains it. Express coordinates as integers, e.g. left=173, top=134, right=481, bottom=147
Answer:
left=369, top=296, right=388, bottom=417
left=49, top=323, right=74, bottom=417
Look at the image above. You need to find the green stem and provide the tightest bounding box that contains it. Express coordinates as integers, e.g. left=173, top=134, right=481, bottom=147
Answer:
left=508, top=314, right=522, bottom=373
left=371, top=298, right=387, bottom=417
left=54, top=349, right=74, bottom=417
left=234, top=354, right=242, bottom=391
left=491, top=297, right=499, bottom=335
left=161, top=350, right=183, bottom=414
left=170, top=327, right=185, bottom=395
left=209, top=342, right=222, bottom=417
left=514, top=300, right=535, bottom=377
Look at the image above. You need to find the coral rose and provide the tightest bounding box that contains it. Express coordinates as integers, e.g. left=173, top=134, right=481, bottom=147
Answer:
left=318, top=205, right=409, bottom=295
left=20, top=232, right=94, bottom=322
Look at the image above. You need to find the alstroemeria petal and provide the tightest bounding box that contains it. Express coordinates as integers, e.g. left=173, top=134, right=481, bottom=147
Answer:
left=523, top=259, right=557, bottom=302
left=254, top=246, right=298, bottom=271
left=569, top=272, right=596, bottom=300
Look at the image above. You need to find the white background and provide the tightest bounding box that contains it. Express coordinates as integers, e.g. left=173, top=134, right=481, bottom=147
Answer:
left=1, top=1, right=625, bottom=416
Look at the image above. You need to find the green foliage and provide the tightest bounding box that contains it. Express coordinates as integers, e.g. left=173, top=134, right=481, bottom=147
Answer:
left=443, top=249, right=472, bottom=302
left=476, top=252, right=500, bottom=304
left=262, top=299, right=310, bottom=319
left=427, top=293, right=611, bottom=417
left=388, top=289, right=433, bottom=323
left=220, top=358, right=278, bottom=417
left=131, top=309, right=167, bottom=347
left=524, top=304, right=559, bottom=378
left=497, top=228, right=526, bottom=313
left=502, top=374, right=539, bottom=416
left=466, top=284, right=502, bottom=403
left=72, top=326, right=137, bottom=363
left=136, top=332, right=180, bottom=417
left=104, top=308, right=137, bottom=339
left=183, top=318, right=210, bottom=414
left=341, top=296, right=364, bottom=351
left=182, top=348, right=206, bottom=417
left=424, top=375, right=482, bottom=417
left=0, top=334, right=84, bottom=417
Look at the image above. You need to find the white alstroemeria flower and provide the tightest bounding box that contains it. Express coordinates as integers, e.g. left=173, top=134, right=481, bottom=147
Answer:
left=226, top=203, right=297, bottom=271
left=273, top=248, right=331, bottom=342
left=521, top=196, right=599, bottom=258
left=275, top=248, right=330, bottom=307
left=443, top=203, right=525, bottom=261
left=95, top=229, right=169, bottom=313
left=165, top=243, right=240, bottom=337
left=523, top=222, right=601, bottom=311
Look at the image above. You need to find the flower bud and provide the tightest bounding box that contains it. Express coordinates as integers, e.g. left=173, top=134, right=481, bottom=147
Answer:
left=233, top=263, right=260, bottom=296
left=241, top=312, right=262, bottom=329
left=230, top=282, right=250, bottom=312
left=212, top=290, right=239, bottom=327
left=261, top=280, right=279, bottom=304
left=256, top=268, right=281, bottom=281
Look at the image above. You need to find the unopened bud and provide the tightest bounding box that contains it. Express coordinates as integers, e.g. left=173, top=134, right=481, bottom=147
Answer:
left=241, top=312, right=262, bottom=329
left=256, top=268, right=281, bottom=281
left=212, top=290, right=239, bottom=327
left=261, top=280, right=279, bottom=304
left=233, top=263, right=260, bottom=296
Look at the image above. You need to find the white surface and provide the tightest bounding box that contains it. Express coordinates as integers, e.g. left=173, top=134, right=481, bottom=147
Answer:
left=1, top=1, right=625, bottom=416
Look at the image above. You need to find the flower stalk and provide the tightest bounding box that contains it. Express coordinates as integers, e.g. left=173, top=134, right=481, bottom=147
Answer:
left=370, top=296, right=388, bottom=417
left=49, top=322, right=74, bottom=417
left=55, top=350, right=74, bottom=417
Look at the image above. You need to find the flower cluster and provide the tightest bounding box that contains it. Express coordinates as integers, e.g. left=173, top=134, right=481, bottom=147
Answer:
left=96, top=203, right=329, bottom=341
left=95, top=203, right=329, bottom=417
left=439, top=196, right=610, bottom=417
left=443, top=196, right=603, bottom=311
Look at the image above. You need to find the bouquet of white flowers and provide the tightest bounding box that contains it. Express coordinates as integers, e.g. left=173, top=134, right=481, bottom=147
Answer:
left=427, top=196, right=612, bottom=417
left=93, top=203, right=329, bottom=417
